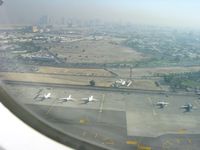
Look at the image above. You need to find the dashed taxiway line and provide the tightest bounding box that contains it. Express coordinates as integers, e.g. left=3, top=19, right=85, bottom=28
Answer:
left=148, top=97, right=157, bottom=116
left=99, top=94, right=105, bottom=113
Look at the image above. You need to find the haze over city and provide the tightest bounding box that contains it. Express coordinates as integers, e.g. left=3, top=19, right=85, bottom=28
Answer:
left=2, top=1, right=200, bottom=150
left=0, top=0, right=200, bottom=28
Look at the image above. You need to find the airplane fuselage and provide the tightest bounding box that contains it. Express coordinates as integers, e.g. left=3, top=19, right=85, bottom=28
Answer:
left=181, top=104, right=193, bottom=112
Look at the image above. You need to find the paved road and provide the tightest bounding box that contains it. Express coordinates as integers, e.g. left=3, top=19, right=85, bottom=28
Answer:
left=3, top=80, right=198, bottom=97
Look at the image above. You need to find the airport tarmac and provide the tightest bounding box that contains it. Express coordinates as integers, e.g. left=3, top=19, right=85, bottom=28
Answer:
left=2, top=83, right=200, bottom=150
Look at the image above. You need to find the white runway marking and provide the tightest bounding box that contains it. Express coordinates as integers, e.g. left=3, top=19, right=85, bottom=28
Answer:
left=148, top=97, right=157, bottom=116
left=97, top=94, right=105, bottom=122
left=46, top=98, right=57, bottom=115
left=99, top=94, right=105, bottom=113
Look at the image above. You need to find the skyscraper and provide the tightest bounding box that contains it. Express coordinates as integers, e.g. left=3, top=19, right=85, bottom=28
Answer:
left=39, top=15, right=48, bottom=25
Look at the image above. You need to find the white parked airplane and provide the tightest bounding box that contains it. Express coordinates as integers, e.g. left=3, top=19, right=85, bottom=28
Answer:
left=116, top=79, right=126, bottom=85
left=38, top=93, right=51, bottom=101
left=59, top=94, right=76, bottom=102
left=180, top=103, right=196, bottom=112
left=81, top=96, right=98, bottom=104
left=156, top=101, right=169, bottom=108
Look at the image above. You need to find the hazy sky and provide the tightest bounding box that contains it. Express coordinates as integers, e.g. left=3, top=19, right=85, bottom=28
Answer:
left=0, top=0, right=200, bottom=28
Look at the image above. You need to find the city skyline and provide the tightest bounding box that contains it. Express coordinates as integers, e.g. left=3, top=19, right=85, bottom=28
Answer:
left=0, top=0, right=200, bottom=29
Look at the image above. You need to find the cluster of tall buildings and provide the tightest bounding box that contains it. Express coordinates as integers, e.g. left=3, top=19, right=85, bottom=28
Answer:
left=39, top=16, right=49, bottom=25
left=37, top=15, right=106, bottom=27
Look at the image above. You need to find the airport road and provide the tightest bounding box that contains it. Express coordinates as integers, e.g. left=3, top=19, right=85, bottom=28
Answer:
left=3, top=80, right=199, bottom=97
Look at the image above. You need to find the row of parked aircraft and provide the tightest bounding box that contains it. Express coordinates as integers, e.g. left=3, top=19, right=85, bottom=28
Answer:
left=34, top=92, right=98, bottom=104
left=156, top=101, right=195, bottom=112
left=34, top=92, right=196, bottom=111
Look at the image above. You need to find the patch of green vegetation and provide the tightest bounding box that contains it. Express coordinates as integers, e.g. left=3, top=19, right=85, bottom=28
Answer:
left=163, top=71, right=200, bottom=89
left=134, top=58, right=178, bottom=68
left=181, top=80, right=200, bottom=88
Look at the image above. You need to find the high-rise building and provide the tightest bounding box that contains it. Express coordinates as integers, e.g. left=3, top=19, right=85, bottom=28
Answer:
left=61, top=17, right=65, bottom=25
left=39, top=15, right=48, bottom=25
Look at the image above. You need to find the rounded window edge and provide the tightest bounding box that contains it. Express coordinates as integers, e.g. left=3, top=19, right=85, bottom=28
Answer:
left=0, top=86, right=108, bottom=150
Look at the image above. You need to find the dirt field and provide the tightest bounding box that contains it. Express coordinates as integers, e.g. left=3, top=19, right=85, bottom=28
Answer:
left=131, top=79, right=167, bottom=90
left=37, top=66, right=114, bottom=77
left=0, top=72, right=166, bottom=90
left=49, top=37, right=145, bottom=63
left=0, top=72, right=113, bottom=87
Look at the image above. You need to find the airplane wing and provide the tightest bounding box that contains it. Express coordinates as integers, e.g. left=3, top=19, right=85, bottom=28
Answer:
left=180, top=106, right=187, bottom=108
left=157, top=102, right=168, bottom=106
left=46, top=93, right=51, bottom=98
